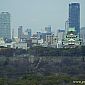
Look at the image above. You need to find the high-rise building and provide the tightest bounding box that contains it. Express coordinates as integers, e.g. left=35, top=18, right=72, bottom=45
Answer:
left=69, top=3, right=80, bottom=35
left=0, top=12, right=11, bottom=39
left=57, top=29, right=65, bottom=42
left=18, top=26, right=23, bottom=39
left=25, top=29, right=31, bottom=39
left=45, top=26, right=51, bottom=33
left=80, top=27, right=85, bottom=44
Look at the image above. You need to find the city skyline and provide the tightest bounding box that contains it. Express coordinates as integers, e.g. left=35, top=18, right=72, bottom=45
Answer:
left=0, top=0, right=85, bottom=36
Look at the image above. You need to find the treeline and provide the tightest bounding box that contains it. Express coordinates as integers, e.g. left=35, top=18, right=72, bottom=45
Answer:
left=0, top=74, right=84, bottom=85
left=0, top=47, right=28, bottom=57
left=0, top=46, right=85, bottom=57
left=28, top=46, right=85, bottom=57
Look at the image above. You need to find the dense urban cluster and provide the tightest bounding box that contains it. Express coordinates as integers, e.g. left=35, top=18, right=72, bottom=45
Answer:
left=0, top=3, right=85, bottom=49
left=0, top=2, right=85, bottom=85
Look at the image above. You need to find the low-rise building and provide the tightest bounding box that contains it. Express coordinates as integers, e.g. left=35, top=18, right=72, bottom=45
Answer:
left=13, top=42, right=27, bottom=50
left=0, top=37, right=27, bottom=50
left=0, top=38, right=5, bottom=47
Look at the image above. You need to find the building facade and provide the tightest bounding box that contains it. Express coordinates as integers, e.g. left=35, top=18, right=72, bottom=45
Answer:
left=18, top=26, right=23, bottom=39
left=62, top=27, right=82, bottom=48
left=0, top=12, right=11, bottom=39
left=69, top=3, right=80, bottom=35
left=45, top=26, right=51, bottom=33
left=25, top=28, right=32, bottom=39
left=57, top=29, right=65, bottom=42
left=46, top=34, right=58, bottom=47
left=80, top=27, right=85, bottom=45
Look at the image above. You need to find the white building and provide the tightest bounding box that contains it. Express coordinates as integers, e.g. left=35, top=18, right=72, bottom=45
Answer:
left=0, top=37, right=27, bottom=50
left=38, top=39, right=43, bottom=45
left=13, top=43, right=27, bottom=50
left=0, top=38, right=5, bottom=47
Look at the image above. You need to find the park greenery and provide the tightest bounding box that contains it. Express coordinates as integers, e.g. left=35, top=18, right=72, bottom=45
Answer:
left=0, top=73, right=85, bottom=85
left=0, top=46, right=85, bottom=85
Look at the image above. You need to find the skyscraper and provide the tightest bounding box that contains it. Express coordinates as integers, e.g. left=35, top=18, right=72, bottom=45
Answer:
left=18, top=26, right=23, bottom=39
left=80, top=27, right=85, bottom=44
left=0, top=12, right=11, bottom=39
left=45, top=26, right=51, bottom=33
left=25, top=28, right=31, bottom=39
left=69, top=3, right=80, bottom=35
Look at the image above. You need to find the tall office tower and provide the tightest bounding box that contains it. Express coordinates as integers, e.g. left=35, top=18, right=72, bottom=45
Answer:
left=80, top=27, right=85, bottom=44
left=69, top=3, right=80, bottom=35
left=25, top=28, right=31, bottom=39
left=18, top=26, right=23, bottom=39
left=45, top=26, right=51, bottom=33
left=57, top=29, right=65, bottom=42
left=0, top=12, right=11, bottom=39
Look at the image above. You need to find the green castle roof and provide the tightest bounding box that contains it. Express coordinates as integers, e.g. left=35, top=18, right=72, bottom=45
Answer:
left=68, top=27, right=75, bottom=32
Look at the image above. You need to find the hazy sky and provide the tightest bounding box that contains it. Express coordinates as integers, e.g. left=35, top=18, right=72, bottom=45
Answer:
left=0, top=0, right=85, bottom=35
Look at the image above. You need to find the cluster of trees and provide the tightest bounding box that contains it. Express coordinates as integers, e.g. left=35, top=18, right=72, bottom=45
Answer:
left=0, top=55, right=85, bottom=79
left=0, top=46, right=85, bottom=85
left=28, top=46, right=85, bottom=57
left=0, top=74, right=84, bottom=85
left=0, top=45, right=85, bottom=57
left=0, top=47, right=28, bottom=57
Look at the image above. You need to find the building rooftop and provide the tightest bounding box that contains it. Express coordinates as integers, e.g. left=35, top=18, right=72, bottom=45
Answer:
left=68, top=27, right=75, bottom=32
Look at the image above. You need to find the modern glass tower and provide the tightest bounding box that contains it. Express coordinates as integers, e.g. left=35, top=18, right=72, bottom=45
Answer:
left=69, top=3, right=80, bottom=35
left=0, top=12, right=11, bottom=39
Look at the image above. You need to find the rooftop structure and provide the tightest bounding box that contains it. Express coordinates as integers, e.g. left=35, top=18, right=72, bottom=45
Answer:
left=62, top=27, right=82, bottom=48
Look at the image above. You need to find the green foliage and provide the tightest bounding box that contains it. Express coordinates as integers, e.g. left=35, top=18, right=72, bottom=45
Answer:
left=0, top=74, right=77, bottom=85
left=28, top=46, right=85, bottom=56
